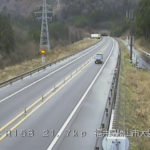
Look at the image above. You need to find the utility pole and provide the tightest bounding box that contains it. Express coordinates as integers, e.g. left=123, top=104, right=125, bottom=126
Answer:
left=57, top=0, right=60, bottom=9
left=126, top=8, right=134, bottom=63
left=129, top=10, right=134, bottom=63
left=130, top=26, right=133, bottom=62
left=35, top=0, right=52, bottom=65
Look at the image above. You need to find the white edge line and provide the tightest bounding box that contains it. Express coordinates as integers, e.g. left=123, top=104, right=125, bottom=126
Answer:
left=47, top=39, right=116, bottom=150
left=0, top=39, right=107, bottom=103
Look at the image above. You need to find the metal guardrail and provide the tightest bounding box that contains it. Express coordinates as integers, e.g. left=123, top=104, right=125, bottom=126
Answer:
left=95, top=44, right=121, bottom=150
left=0, top=41, right=100, bottom=88
left=121, top=38, right=150, bottom=57
left=0, top=56, right=67, bottom=88
left=0, top=56, right=93, bottom=140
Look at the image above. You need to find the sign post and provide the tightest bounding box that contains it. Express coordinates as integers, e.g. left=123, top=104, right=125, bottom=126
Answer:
left=41, top=49, right=46, bottom=65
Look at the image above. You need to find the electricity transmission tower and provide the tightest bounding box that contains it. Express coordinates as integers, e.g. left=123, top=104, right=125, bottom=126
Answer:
left=35, top=0, right=52, bottom=65
left=36, top=0, right=52, bottom=52
left=40, top=0, right=52, bottom=52
left=41, top=0, right=51, bottom=52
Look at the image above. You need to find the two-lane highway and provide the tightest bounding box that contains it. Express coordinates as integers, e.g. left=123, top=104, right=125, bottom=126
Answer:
left=0, top=37, right=110, bottom=128
left=0, top=37, right=119, bottom=150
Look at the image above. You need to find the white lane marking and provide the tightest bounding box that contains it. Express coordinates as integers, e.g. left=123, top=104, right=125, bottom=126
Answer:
left=47, top=39, right=116, bottom=150
left=0, top=57, right=94, bottom=141
left=0, top=39, right=108, bottom=104
left=109, top=109, right=115, bottom=132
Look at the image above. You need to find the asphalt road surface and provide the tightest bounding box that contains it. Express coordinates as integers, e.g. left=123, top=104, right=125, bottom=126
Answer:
left=0, top=37, right=119, bottom=150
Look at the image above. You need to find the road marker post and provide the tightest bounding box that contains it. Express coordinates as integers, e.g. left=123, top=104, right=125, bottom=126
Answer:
left=109, top=97, right=111, bottom=106
left=105, top=108, right=109, bottom=117
left=41, top=49, right=46, bottom=65
left=24, top=107, right=27, bottom=116
left=41, top=96, right=44, bottom=102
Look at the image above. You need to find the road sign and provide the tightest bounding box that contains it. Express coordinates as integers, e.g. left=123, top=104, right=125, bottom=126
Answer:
left=41, top=49, right=46, bottom=55
left=102, top=136, right=130, bottom=150
left=40, top=49, right=46, bottom=65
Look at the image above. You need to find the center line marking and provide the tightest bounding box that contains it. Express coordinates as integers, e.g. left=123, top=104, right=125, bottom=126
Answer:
left=47, top=40, right=116, bottom=150
left=0, top=39, right=108, bottom=104
left=0, top=39, right=112, bottom=142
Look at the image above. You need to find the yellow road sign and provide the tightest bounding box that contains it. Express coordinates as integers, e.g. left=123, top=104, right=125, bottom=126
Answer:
left=41, top=49, right=46, bottom=54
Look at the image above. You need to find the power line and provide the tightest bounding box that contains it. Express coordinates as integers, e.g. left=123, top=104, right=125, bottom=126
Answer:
left=35, top=0, right=53, bottom=52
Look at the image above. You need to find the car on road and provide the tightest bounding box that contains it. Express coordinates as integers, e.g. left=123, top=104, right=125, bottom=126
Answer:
left=101, top=33, right=108, bottom=36
left=95, top=54, right=103, bottom=64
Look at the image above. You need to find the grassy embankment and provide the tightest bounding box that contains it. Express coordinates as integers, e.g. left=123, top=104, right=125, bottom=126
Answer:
left=134, top=38, right=150, bottom=53
left=118, top=42, right=150, bottom=150
left=121, top=33, right=150, bottom=54
left=0, top=38, right=100, bottom=83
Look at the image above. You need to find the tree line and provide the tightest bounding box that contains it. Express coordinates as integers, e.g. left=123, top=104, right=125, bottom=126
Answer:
left=135, top=0, right=150, bottom=39
left=0, top=14, right=15, bottom=55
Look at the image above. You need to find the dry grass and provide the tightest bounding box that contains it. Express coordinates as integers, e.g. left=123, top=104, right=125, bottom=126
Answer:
left=0, top=38, right=100, bottom=83
left=134, top=37, right=150, bottom=53
left=120, top=31, right=129, bottom=40
left=118, top=43, right=150, bottom=150
left=121, top=34, right=150, bottom=54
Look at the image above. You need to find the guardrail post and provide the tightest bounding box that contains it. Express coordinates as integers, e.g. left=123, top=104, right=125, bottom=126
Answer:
left=24, top=107, right=27, bottom=115
left=109, top=97, right=111, bottom=105
left=110, top=88, right=113, bottom=96
left=105, top=108, right=109, bottom=117
left=54, top=85, right=56, bottom=90
left=113, top=75, right=116, bottom=82
left=112, top=81, right=114, bottom=87
left=95, top=146, right=99, bottom=150
left=21, top=76, right=23, bottom=80
left=41, top=96, right=44, bottom=102
left=101, top=123, right=105, bottom=129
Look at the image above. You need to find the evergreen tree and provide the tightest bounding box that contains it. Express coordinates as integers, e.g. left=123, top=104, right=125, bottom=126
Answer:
left=136, top=0, right=150, bottom=39
left=0, top=14, right=15, bottom=54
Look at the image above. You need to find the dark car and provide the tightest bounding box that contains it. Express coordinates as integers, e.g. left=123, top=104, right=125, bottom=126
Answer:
left=95, top=54, right=103, bottom=64
left=101, top=33, right=108, bottom=36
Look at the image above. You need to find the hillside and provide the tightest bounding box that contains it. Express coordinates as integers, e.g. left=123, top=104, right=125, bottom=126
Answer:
left=0, top=0, right=139, bottom=17
left=0, top=0, right=59, bottom=16
left=0, top=0, right=140, bottom=68
left=0, top=0, right=39, bottom=16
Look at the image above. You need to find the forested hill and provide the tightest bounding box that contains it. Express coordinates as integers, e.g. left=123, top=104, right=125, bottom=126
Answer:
left=0, top=0, right=57, bottom=16
left=60, top=0, right=126, bottom=17
left=1, top=0, right=147, bottom=69
left=0, top=0, right=139, bottom=17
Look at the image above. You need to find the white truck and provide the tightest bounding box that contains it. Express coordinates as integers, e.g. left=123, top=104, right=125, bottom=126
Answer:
left=91, top=34, right=101, bottom=39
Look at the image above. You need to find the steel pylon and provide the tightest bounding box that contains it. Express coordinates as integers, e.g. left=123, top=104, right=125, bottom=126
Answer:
left=40, top=0, right=52, bottom=52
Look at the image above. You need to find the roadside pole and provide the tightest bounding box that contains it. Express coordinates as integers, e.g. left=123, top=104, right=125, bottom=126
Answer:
left=130, top=31, right=133, bottom=62
left=41, top=49, right=46, bottom=65
left=126, top=9, right=134, bottom=63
